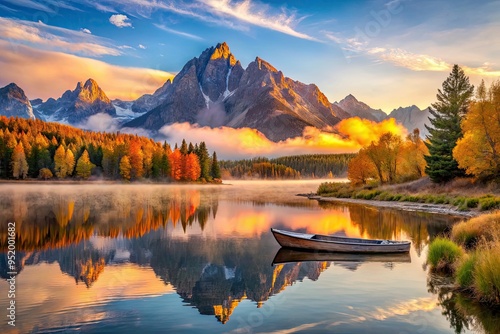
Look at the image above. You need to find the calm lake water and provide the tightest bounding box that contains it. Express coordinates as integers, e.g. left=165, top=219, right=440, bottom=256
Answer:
left=0, top=181, right=498, bottom=334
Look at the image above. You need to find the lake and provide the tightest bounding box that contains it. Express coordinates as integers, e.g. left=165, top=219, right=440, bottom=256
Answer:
left=0, top=181, right=498, bottom=333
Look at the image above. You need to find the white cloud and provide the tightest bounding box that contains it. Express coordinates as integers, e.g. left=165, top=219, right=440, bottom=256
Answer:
left=138, top=44, right=146, bottom=49
left=109, top=14, right=132, bottom=28
left=201, top=0, right=316, bottom=40
left=78, top=113, right=119, bottom=132
left=81, top=28, right=92, bottom=34
left=0, top=17, right=120, bottom=57
left=154, top=24, right=203, bottom=40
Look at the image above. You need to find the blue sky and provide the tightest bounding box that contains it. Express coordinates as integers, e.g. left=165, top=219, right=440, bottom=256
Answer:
left=0, top=0, right=499, bottom=111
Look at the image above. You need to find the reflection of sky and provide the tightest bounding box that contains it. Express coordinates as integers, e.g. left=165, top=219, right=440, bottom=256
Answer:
left=0, top=182, right=465, bottom=333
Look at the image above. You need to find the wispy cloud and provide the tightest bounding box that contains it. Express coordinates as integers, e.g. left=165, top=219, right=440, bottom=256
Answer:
left=2, top=0, right=56, bottom=13
left=153, top=23, right=203, bottom=41
left=109, top=14, right=133, bottom=28
left=81, top=28, right=92, bottom=34
left=324, top=30, right=500, bottom=76
left=0, top=17, right=121, bottom=57
left=201, top=0, right=316, bottom=40
left=83, top=0, right=313, bottom=40
left=138, top=44, right=146, bottom=49
left=376, top=48, right=450, bottom=71
left=0, top=40, right=174, bottom=101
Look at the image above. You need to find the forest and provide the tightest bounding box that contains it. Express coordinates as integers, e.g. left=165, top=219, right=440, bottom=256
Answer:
left=0, top=116, right=221, bottom=182
left=220, top=154, right=354, bottom=179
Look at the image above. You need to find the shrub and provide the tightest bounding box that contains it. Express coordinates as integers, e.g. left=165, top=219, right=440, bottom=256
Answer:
left=451, top=213, right=500, bottom=248
left=466, top=198, right=479, bottom=208
left=453, top=197, right=466, bottom=207
left=427, top=237, right=464, bottom=271
left=479, top=198, right=500, bottom=211
left=473, top=244, right=500, bottom=304
left=455, top=253, right=477, bottom=289
left=38, top=168, right=53, bottom=180
left=452, top=222, right=480, bottom=248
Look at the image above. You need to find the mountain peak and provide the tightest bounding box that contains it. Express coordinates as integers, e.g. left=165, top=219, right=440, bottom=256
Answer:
left=253, top=57, right=278, bottom=72
left=84, top=78, right=98, bottom=89
left=0, top=82, right=35, bottom=120
left=344, top=94, right=358, bottom=101
left=207, top=42, right=236, bottom=66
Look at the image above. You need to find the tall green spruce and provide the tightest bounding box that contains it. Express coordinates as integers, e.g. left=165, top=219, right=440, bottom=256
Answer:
left=425, top=65, right=474, bottom=183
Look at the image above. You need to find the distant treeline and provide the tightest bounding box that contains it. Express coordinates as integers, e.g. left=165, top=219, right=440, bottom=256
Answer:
left=0, top=116, right=221, bottom=181
left=220, top=154, right=355, bottom=179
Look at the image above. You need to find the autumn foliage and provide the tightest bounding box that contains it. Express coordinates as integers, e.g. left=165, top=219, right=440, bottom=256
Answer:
left=0, top=116, right=220, bottom=182
left=454, top=80, right=500, bottom=180
left=348, top=129, right=428, bottom=185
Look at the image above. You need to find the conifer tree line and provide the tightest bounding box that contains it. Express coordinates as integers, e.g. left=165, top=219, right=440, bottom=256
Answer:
left=219, top=154, right=354, bottom=179
left=0, top=116, right=221, bottom=181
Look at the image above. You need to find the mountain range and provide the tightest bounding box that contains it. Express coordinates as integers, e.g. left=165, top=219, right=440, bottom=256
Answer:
left=0, top=42, right=431, bottom=140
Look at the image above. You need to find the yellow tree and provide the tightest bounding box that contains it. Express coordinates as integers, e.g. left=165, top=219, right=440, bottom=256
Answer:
left=454, top=80, right=500, bottom=179
left=65, top=148, right=75, bottom=177
left=76, top=150, right=95, bottom=179
left=347, top=149, right=377, bottom=185
left=11, top=142, right=28, bottom=179
left=54, top=145, right=67, bottom=178
left=399, top=129, right=429, bottom=180
left=119, top=155, right=132, bottom=180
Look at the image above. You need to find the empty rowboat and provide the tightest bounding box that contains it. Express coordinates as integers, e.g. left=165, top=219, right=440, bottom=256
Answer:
left=271, top=228, right=411, bottom=253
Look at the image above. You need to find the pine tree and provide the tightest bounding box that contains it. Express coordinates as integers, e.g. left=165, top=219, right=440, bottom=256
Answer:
left=76, top=150, right=95, bottom=179
left=197, top=142, right=211, bottom=181
left=425, top=65, right=474, bottom=183
left=211, top=151, right=221, bottom=179
left=180, top=139, right=188, bottom=155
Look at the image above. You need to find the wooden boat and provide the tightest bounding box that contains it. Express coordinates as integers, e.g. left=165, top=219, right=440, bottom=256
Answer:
left=270, top=228, right=411, bottom=253
left=272, top=247, right=411, bottom=265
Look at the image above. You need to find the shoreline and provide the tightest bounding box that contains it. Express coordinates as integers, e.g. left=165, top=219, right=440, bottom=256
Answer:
left=299, top=194, right=478, bottom=218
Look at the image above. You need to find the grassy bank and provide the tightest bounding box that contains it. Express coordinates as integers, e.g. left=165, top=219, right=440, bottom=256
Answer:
left=317, top=178, right=500, bottom=212
left=426, top=212, right=500, bottom=305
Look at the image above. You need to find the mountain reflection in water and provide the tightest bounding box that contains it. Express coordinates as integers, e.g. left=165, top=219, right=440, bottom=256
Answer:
left=1, top=182, right=485, bottom=334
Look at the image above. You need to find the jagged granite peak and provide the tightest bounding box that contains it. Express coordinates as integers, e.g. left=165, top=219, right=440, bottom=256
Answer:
left=37, top=78, right=115, bottom=124
left=335, top=94, right=386, bottom=122
left=131, top=79, right=172, bottom=114
left=125, top=42, right=343, bottom=141
left=387, top=105, right=431, bottom=137
left=0, top=83, right=35, bottom=120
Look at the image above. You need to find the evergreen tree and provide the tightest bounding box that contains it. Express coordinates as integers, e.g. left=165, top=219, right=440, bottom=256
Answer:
left=211, top=151, right=221, bottom=179
left=197, top=142, right=211, bottom=180
left=180, top=139, right=188, bottom=155
left=425, top=65, right=474, bottom=183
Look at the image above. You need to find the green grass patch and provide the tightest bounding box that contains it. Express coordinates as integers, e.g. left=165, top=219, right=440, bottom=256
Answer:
left=473, top=244, right=500, bottom=304
left=456, top=253, right=477, bottom=288
left=479, top=198, right=500, bottom=211
left=427, top=237, right=464, bottom=271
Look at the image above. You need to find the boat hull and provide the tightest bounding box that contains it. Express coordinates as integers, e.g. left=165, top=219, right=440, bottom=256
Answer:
left=272, top=248, right=411, bottom=264
left=271, top=228, right=411, bottom=253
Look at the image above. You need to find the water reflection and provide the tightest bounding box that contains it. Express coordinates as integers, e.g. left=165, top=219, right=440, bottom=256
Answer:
left=0, top=183, right=490, bottom=333
left=427, top=273, right=500, bottom=334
